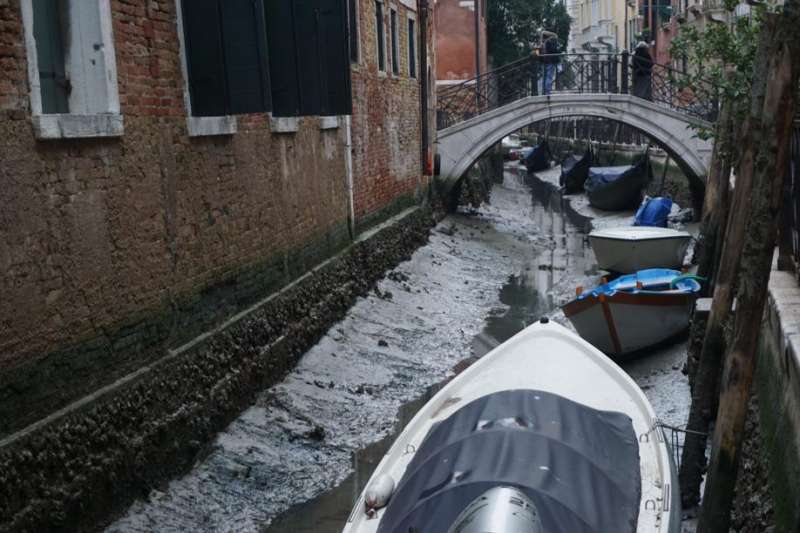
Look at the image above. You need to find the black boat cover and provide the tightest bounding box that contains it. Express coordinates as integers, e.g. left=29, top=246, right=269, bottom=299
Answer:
left=524, top=141, right=551, bottom=172
left=560, top=149, right=593, bottom=194
left=585, top=155, right=652, bottom=211
left=377, top=389, right=641, bottom=533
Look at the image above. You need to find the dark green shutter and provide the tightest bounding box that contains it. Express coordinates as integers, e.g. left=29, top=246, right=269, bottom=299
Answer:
left=182, top=0, right=227, bottom=116
left=220, top=0, right=272, bottom=114
left=319, top=0, right=352, bottom=115
left=408, top=18, right=416, bottom=78
left=265, top=0, right=301, bottom=117
left=293, top=0, right=322, bottom=116
left=32, top=0, right=68, bottom=113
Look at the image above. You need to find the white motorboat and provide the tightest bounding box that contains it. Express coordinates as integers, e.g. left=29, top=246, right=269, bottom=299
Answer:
left=588, top=226, right=692, bottom=273
left=342, top=320, right=680, bottom=533
left=562, top=269, right=701, bottom=357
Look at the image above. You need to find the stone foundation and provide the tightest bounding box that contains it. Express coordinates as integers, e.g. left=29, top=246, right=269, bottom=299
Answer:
left=0, top=207, right=435, bottom=533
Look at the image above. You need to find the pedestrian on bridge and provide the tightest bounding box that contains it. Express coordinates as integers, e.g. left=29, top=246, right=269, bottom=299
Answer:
left=632, top=41, right=653, bottom=101
left=541, top=31, right=561, bottom=95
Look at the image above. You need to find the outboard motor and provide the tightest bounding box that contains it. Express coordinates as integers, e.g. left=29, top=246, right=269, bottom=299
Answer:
left=447, top=486, right=544, bottom=533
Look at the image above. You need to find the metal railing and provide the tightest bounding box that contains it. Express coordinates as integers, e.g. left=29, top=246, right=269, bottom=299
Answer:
left=436, top=52, right=718, bottom=130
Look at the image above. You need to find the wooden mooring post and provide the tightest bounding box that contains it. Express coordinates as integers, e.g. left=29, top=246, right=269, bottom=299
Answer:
left=696, top=3, right=800, bottom=530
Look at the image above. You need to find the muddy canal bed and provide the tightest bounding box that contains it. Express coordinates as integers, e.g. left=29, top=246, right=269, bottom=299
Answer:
left=107, top=165, right=690, bottom=533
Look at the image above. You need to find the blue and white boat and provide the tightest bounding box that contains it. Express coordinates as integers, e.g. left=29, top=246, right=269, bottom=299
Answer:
left=562, top=269, right=701, bottom=357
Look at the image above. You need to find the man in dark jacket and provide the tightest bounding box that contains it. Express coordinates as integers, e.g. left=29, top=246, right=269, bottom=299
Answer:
left=632, top=41, right=653, bottom=101
left=541, top=31, right=560, bottom=95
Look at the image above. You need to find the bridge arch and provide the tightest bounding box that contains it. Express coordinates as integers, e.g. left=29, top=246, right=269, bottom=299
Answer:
left=436, top=93, right=714, bottom=201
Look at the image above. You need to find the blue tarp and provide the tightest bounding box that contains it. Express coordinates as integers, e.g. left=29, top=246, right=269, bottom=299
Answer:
left=634, top=197, right=673, bottom=227
left=585, top=165, right=634, bottom=188
left=578, top=268, right=701, bottom=300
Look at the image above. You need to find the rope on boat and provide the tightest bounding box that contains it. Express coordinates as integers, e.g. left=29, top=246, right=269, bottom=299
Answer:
left=645, top=419, right=708, bottom=469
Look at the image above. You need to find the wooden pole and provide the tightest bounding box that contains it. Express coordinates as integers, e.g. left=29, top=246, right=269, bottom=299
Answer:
left=694, top=97, right=735, bottom=294
left=697, top=3, right=800, bottom=530
left=677, top=24, right=773, bottom=507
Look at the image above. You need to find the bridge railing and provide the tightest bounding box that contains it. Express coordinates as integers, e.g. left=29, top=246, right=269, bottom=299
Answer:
left=436, top=53, right=718, bottom=130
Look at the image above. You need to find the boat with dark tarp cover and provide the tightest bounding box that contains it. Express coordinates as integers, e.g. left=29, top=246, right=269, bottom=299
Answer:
left=343, top=321, right=680, bottom=533
left=559, top=148, right=593, bottom=194
left=524, top=140, right=552, bottom=173
left=585, top=152, right=652, bottom=211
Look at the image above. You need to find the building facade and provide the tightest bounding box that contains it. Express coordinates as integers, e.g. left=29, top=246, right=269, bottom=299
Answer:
left=434, top=0, right=487, bottom=87
left=0, top=0, right=434, bottom=529
left=569, top=0, right=635, bottom=52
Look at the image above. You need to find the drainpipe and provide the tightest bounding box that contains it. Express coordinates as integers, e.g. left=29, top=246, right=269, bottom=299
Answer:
left=344, top=115, right=356, bottom=238
left=474, top=0, right=481, bottom=80
left=419, top=0, right=429, bottom=175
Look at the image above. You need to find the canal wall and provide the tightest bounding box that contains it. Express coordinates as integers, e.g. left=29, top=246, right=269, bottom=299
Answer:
left=0, top=207, right=436, bottom=532
left=750, top=267, right=800, bottom=531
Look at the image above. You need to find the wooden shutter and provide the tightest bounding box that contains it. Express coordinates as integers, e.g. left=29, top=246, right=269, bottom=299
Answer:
left=32, top=0, right=68, bottom=114
left=293, top=0, right=323, bottom=116
left=319, top=0, right=352, bottom=115
left=265, top=0, right=301, bottom=117
left=182, top=0, right=227, bottom=116
left=220, top=0, right=272, bottom=115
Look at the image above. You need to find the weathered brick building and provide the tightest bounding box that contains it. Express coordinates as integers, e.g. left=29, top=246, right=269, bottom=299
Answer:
left=434, top=0, right=487, bottom=86
left=0, top=0, right=434, bottom=529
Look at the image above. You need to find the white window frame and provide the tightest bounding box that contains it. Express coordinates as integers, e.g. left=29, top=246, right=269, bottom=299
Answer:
left=389, top=4, right=399, bottom=76
left=174, top=0, right=237, bottom=137
left=407, top=12, right=417, bottom=78
left=21, top=0, right=123, bottom=140
left=375, top=0, right=387, bottom=74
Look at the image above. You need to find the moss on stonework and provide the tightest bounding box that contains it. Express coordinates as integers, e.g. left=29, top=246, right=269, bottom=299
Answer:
left=0, top=207, right=434, bottom=533
left=354, top=190, right=421, bottom=235
left=754, top=330, right=800, bottom=531
left=0, top=219, right=351, bottom=437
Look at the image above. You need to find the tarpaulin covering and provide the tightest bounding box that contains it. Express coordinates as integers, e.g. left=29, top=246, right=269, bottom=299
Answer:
left=377, top=389, right=642, bottom=533
left=585, top=155, right=651, bottom=211
left=578, top=268, right=701, bottom=300
left=634, top=196, right=673, bottom=227
left=524, top=141, right=551, bottom=172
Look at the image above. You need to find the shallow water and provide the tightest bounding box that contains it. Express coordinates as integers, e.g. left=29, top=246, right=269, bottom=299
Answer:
left=108, top=164, right=690, bottom=533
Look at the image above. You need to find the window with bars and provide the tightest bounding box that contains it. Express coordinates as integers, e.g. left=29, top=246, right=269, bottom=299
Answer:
left=348, top=0, right=359, bottom=63
left=390, top=7, right=399, bottom=75
left=375, top=0, right=386, bottom=72
left=408, top=17, right=416, bottom=78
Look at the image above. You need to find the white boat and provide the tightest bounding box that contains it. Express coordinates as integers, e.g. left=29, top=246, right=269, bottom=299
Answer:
left=342, top=320, right=680, bottom=533
left=562, top=269, right=701, bottom=357
left=588, top=226, right=692, bottom=273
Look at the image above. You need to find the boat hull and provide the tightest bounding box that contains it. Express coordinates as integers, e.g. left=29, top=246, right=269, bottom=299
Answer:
left=563, top=291, right=694, bottom=356
left=589, top=233, right=692, bottom=273
left=560, top=149, right=592, bottom=194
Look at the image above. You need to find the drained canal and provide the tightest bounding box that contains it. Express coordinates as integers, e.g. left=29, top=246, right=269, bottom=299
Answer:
left=107, top=164, right=691, bottom=533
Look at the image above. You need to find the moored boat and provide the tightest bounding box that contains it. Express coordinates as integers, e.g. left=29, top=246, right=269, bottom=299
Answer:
left=559, top=147, right=593, bottom=194
left=523, top=140, right=552, bottom=172
left=562, top=269, right=701, bottom=357
left=342, top=320, right=680, bottom=533
left=585, top=152, right=652, bottom=211
left=589, top=226, right=692, bottom=273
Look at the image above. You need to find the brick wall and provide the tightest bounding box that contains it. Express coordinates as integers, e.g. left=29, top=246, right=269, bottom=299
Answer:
left=434, top=0, right=487, bottom=82
left=350, top=0, right=429, bottom=229
left=0, top=0, right=359, bottom=435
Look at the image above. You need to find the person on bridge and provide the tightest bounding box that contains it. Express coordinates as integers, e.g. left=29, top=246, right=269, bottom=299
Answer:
left=632, top=42, right=653, bottom=101
left=541, top=31, right=561, bottom=95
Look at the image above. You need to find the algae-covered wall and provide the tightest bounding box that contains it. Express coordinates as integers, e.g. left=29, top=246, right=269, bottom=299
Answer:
left=755, top=269, right=800, bottom=531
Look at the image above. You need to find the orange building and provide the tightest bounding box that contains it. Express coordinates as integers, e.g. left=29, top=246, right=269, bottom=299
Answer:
left=434, top=0, right=488, bottom=88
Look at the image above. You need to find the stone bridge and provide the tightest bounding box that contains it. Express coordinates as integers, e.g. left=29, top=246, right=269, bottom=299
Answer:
left=434, top=54, right=717, bottom=197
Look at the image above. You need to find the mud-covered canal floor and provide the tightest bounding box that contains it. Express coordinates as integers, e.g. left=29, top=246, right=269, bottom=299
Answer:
left=107, top=165, right=691, bottom=533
